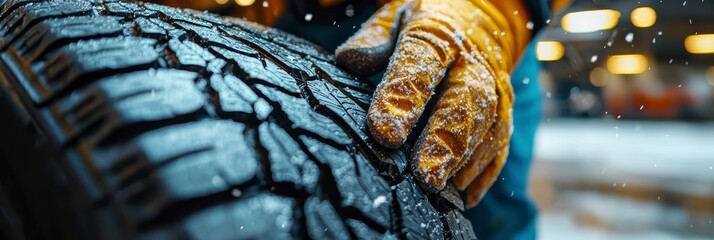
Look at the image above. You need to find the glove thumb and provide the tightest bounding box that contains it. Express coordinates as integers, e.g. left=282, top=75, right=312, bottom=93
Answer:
left=335, top=1, right=406, bottom=76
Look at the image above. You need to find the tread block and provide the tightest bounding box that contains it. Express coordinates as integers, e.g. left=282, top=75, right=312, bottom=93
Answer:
left=212, top=45, right=300, bottom=94
left=270, top=34, right=332, bottom=62
left=250, top=26, right=332, bottom=62
left=443, top=211, right=476, bottom=240
left=300, top=136, right=392, bottom=227
left=252, top=98, right=272, bottom=120
left=247, top=58, right=300, bottom=94
left=300, top=160, right=320, bottom=196
left=29, top=37, right=159, bottom=103
left=255, top=84, right=351, bottom=145
left=305, top=80, right=407, bottom=173
left=209, top=74, right=257, bottom=116
left=311, top=59, right=373, bottom=93
left=101, top=120, right=260, bottom=222
left=396, top=175, right=445, bottom=240
left=15, top=15, right=123, bottom=62
left=258, top=122, right=319, bottom=192
left=103, top=1, right=158, bottom=18
left=305, top=197, right=351, bottom=240
left=116, top=120, right=258, bottom=193
left=0, top=1, right=41, bottom=21
left=342, top=87, right=372, bottom=107
left=0, top=4, right=25, bottom=37
left=140, top=120, right=259, bottom=190
left=222, top=16, right=272, bottom=35
left=49, top=69, right=204, bottom=144
left=0, top=0, right=92, bottom=41
left=181, top=194, right=295, bottom=239
left=257, top=122, right=297, bottom=185
left=143, top=2, right=213, bottom=28
left=173, top=20, right=257, bottom=57
left=183, top=8, right=227, bottom=27
left=134, top=17, right=170, bottom=40
left=346, top=219, right=391, bottom=240
left=208, top=45, right=260, bottom=70
left=221, top=26, right=317, bottom=80
left=436, top=184, right=465, bottom=212
left=167, top=38, right=216, bottom=68
left=205, top=58, right=227, bottom=74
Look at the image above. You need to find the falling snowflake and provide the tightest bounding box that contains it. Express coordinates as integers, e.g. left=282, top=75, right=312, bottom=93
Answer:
left=372, top=195, right=387, bottom=207
left=231, top=188, right=242, bottom=197
left=625, top=33, right=634, bottom=43
left=345, top=4, right=355, bottom=17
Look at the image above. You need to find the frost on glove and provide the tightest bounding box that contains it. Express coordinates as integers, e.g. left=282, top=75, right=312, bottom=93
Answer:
left=336, top=0, right=531, bottom=207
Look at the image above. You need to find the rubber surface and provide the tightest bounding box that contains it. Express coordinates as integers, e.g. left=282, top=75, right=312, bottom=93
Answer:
left=0, top=0, right=476, bottom=239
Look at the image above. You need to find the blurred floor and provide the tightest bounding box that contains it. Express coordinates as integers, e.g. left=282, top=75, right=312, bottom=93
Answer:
left=530, top=119, right=714, bottom=239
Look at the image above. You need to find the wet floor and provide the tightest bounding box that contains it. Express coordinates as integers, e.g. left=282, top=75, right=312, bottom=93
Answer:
left=530, top=119, right=714, bottom=239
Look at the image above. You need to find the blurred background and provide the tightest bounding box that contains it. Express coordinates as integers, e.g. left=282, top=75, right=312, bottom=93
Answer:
left=147, top=0, right=714, bottom=238
left=532, top=0, right=714, bottom=239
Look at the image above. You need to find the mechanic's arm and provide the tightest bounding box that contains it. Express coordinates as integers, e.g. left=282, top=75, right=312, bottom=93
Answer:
left=335, top=0, right=532, bottom=208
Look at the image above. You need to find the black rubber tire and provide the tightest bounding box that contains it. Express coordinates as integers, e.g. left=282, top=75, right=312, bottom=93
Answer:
left=0, top=0, right=476, bottom=239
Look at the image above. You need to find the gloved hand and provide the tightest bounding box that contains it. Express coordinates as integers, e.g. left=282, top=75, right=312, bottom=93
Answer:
left=335, top=0, right=530, bottom=207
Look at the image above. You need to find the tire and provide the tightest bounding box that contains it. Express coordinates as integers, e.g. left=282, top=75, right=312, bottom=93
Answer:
left=0, top=0, right=476, bottom=239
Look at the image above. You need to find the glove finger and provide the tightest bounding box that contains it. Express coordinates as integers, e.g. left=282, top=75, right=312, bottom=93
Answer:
left=410, top=59, right=497, bottom=192
left=464, top=144, right=509, bottom=208
left=451, top=125, right=499, bottom=191
left=366, top=14, right=464, bottom=149
left=335, top=0, right=406, bottom=76
left=451, top=70, right=514, bottom=190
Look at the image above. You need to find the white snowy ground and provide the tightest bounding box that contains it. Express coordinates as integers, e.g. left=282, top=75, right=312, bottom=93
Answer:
left=530, top=119, right=714, bottom=239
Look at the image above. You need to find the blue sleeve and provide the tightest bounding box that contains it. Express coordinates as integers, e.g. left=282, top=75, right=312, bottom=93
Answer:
left=525, top=0, right=552, bottom=32
left=464, top=40, right=542, bottom=240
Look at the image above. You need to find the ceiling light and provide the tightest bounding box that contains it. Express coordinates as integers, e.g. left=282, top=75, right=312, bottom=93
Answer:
left=607, top=54, right=648, bottom=75
left=562, top=9, right=620, bottom=33
left=685, top=34, right=714, bottom=54
left=235, top=0, right=255, bottom=6
left=631, top=7, right=656, bottom=28
left=536, top=41, right=565, bottom=61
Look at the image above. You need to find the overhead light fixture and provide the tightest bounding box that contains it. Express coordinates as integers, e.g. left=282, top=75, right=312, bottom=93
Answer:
left=561, top=9, right=621, bottom=33
left=607, top=54, right=648, bottom=75
left=536, top=41, right=565, bottom=61
left=685, top=34, right=714, bottom=54
left=235, top=0, right=255, bottom=6
left=631, top=7, right=656, bottom=28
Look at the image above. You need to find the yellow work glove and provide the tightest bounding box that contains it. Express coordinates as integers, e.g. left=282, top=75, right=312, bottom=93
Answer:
left=335, top=0, right=530, bottom=208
